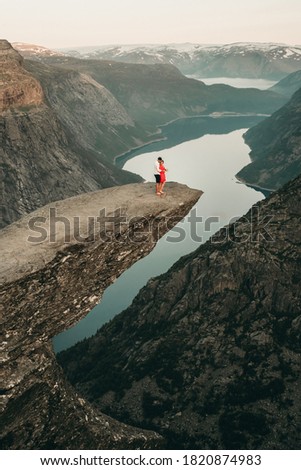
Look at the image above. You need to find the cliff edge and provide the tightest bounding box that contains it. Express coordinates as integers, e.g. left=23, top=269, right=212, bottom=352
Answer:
left=0, top=39, right=43, bottom=111
left=0, top=182, right=202, bottom=449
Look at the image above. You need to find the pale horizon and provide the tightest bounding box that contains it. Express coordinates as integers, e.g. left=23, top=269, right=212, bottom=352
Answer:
left=10, top=40, right=301, bottom=52
left=1, top=0, right=300, bottom=49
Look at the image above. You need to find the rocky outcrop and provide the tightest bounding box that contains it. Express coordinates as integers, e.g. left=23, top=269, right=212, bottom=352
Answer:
left=0, top=39, right=43, bottom=111
left=59, top=176, right=301, bottom=450
left=0, top=182, right=202, bottom=449
left=237, top=87, right=301, bottom=190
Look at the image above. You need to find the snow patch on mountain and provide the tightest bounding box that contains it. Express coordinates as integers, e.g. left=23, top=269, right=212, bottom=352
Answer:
left=13, top=43, right=64, bottom=58
left=60, top=42, right=301, bottom=80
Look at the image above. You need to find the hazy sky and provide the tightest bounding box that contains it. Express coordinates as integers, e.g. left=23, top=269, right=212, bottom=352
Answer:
left=1, top=0, right=300, bottom=48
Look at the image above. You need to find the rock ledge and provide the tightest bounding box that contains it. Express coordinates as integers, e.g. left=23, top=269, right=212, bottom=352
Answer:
left=0, top=182, right=202, bottom=449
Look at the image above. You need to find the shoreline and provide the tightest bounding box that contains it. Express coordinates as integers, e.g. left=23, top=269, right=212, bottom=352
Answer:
left=235, top=175, right=274, bottom=196
left=159, top=112, right=270, bottom=129
left=114, top=112, right=268, bottom=168
left=113, top=132, right=166, bottom=166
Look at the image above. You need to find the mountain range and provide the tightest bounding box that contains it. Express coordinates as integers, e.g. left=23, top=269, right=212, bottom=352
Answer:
left=13, top=41, right=301, bottom=96
left=41, top=56, right=285, bottom=127
left=58, top=42, right=301, bottom=80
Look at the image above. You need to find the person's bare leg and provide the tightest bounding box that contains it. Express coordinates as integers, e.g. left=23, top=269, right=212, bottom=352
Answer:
left=156, top=182, right=161, bottom=194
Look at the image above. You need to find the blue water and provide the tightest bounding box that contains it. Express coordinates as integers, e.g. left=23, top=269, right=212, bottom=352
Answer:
left=53, top=116, right=265, bottom=352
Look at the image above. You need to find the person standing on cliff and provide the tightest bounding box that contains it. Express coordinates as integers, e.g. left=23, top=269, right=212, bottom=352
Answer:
left=154, top=157, right=163, bottom=195
left=159, top=159, right=167, bottom=194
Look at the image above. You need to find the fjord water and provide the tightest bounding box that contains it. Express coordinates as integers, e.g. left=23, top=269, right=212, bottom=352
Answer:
left=53, top=116, right=265, bottom=352
left=190, top=77, right=277, bottom=89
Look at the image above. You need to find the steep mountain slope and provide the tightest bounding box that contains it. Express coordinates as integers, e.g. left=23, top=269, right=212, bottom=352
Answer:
left=63, top=43, right=301, bottom=80
left=0, top=41, right=142, bottom=228
left=237, top=87, right=301, bottom=190
left=269, top=69, right=301, bottom=98
left=59, top=174, right=301, bottom=450
left=39, top=57, right=286, bottom=128
left=24, top=60, right=149, bottom=157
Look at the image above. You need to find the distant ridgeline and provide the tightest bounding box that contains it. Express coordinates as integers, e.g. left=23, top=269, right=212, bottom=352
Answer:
left=58, top=42, right=301, bottom=80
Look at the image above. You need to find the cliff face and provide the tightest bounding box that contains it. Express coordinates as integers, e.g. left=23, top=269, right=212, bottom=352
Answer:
left=0, top=41, right=143, bottom=228
left=24, top=60, right=150, bottom=158
left=0, top=39, right=43, bottom=111
left=59, top=176, right=301, bottom=450
left=0, top=105, right=142, bottom=228
left=40, top=57, right=286, bottom=128
left=237, top=87, right=301, bottom=190
left=0, top=182, right=202, bottom=449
